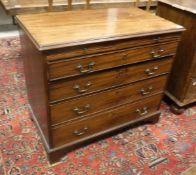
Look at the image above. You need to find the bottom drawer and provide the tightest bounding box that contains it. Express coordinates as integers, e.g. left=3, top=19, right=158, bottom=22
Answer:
left=52, top=94, right=162, bottom=147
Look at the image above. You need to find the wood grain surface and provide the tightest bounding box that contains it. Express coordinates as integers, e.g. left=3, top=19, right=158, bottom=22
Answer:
left=17, top=7, right=183, bottom=162
left=47, top=42, right=178, bottom=80
left=52, top=94, right=162, bottom=147
left=49, top=57, right=173, bottom=102
left=158, top=0, right=196, bottom=14
left=157, top=1, right=196, bottom=107
left=50, top=76, right=167, bottom=125
left=16, top=7, right=183, bottom=50
left=45, top=33, right=181, bottom=61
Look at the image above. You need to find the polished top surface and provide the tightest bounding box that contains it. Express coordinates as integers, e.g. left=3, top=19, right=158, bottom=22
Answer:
left=16, top=8, right=184, bottom=50
left=158, top=0, right=196, bottom=14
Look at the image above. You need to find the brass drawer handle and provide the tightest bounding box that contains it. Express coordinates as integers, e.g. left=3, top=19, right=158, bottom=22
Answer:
left=73, top=81, right=92, bottom=94
left=73, top=126, right=88, bottom=136
left=145, top=66, right=159, bottom=76
left=73, top=104, right=90, bottom=115
left=136, top=107, right=148, bottom=116
left=140, top=86, right=153, bottom=96
left=151, top=48, right=164, bottom=58
left=76, top=62, right=95, bottom=74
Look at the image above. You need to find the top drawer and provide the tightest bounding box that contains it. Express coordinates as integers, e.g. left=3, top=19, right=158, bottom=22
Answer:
left=46, top=33, right=180, bottom=62
left=47, top=41, right=178, bottom=80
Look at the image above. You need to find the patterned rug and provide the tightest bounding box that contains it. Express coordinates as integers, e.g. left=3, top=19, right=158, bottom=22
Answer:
left=0, top=36, right=195, bottom=175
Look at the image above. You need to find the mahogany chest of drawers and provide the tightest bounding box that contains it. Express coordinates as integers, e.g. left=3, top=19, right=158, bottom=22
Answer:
left=16, top=7, right=184, bottom=163
left=157, top=0, right=196, bottom=114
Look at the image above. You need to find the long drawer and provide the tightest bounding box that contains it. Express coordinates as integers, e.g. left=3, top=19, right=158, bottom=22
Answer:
left=51, top=94, right=162, bottom=147
left=50, top=76, right=167, bottom=125
left=49, top=58, right=173, bottom=102
left=46, top=33, right=180, bottom=62
left=48, top=42, right=178, bottom=80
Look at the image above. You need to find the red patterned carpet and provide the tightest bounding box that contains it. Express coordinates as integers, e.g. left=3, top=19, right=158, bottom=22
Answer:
left=0, top=36, right=196, bottom=175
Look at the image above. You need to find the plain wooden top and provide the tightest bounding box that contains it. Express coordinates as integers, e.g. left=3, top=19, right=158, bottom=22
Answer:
left=158, top=0, right=196, bottom=14
left=16, top=8, right=184, bottom=51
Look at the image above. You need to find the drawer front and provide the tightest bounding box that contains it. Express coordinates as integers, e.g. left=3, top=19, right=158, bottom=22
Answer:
left=52, top=94, right=162, bottom=147
left=46, top=33, right=180, bottom=62
left=48, top=42, right=177, bottom=80
left=49, top=58, right=173, bottom=102
left=50, top=76, right=167, bottom=125
left=185, top=78, right=196, bottom=101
